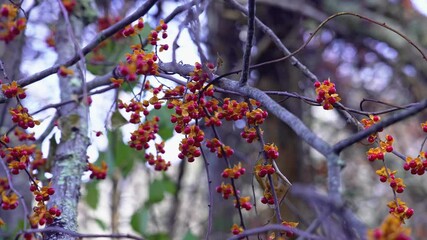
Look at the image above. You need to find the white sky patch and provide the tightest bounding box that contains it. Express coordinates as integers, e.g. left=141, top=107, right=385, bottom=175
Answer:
left=412, top=0, right=427, bottom=15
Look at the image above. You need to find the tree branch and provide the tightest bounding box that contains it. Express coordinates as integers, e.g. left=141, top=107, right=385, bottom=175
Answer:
left=238, top=0, right=255, bottom=86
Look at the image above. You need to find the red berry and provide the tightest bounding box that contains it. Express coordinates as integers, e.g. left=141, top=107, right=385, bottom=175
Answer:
left=39, top=218, right=46, bottom=225
left=1, top=202, right=9, bottom=210
left=386, top=145, right=393, bottom=152
left=49, top=207, right=57, bottom=215
left=403, top=163, right=410, bottom=171
left=314, top=81, right=321, bottom=88
left=35, top=195, right=43, bottom=202
left=47, top=187, right=55, bottom=195
left=154, top=102, right=162, bottom=109
left=406, top=208, right=414, bottom=218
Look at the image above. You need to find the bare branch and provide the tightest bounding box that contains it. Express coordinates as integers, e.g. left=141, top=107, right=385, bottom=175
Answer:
left=238, top=0, right=255, bottom=86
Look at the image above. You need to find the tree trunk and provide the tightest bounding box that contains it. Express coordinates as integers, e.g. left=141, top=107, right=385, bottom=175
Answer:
left=44, top=13, right=89, bottom=240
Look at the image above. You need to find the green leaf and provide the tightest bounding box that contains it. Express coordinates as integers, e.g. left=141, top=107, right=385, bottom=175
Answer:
left=100, top=129, right=141, bottom=178
left=147, top=233, right=169, bottom=240
left=131, top=206, right=150, bottom=235
left=182, top=230, right=198, bottom=240
left=148, top=179, right=165, bottom=204
left=147, top=175, right=177, bottom=204
left=150, top=107, right=175, bottom=141
left=111, top=110, right=128, bottom=129
left=162, top=173, right=177, bottom=195
left=94, top=218, right=107, bottom=230
left=85, top=181, right=99, bottom=209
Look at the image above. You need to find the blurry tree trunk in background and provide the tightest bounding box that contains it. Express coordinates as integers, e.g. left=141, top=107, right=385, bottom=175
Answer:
left=44, top=11, right=89, bottom=240
left=206, top=1, right=312, bottom=226
left=0, top=0, right=31, bottom=234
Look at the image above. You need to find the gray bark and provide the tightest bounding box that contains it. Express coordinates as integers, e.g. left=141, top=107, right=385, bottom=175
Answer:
left=44, top=13, right=89, bottom=240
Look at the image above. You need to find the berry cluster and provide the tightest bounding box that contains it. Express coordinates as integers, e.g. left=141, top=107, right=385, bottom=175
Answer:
left=403, top=153, right=427, bottom=175
left=9, top=105, right=40, bottom=129
left=122, top=18, right=145, bottom=37
left=234, top=196, right=252, bottom=211
left=221, top=162, right=246, bottom=179
left=1, top=192, right=18, bottom=210
left=264, top=143, right=279, bottom=160
left=387, top=198, right=414, bottom=223
left=0, top=3, right=26, bottom=43
left=118, top=99, right=151, bottom=123
left=28, top=181, right=61, bottom=228
left=216, top=182, right=234, bottom=199
left=30, top=204, right=62, bottom=227
left=14, top=128, right=36, bottom=141
left=231, top=224, right=243, bottom=235
left=361, top=115, right=382, bottom=143
left=218, top=98, right=249, bottom=121
left=145, top=142, right=171, bottom=171
left=246, top=108, right=268, bottom=126
left=1, top=80, right=26, bottom=99
left=366, top=135, right=394, bottom=161
left=240, top=127, right=258, bottom=143
left=206, top=138, right=234, bottom=158
left=281, top=221, right=299, bottom=238
left=0, top=135, right=9, bottom=144
left=254, top=164, right=275, bottom=177
left=88, top=161, right=108, bottom=179
left=148, top=19, right=168, bottom=51
left=128, top=117, right=159, bottom=150
left=368, top=215, right=411, bottom=240
left=260, top=190, right=274, bottom=205
left=31, top=182, right=55, bottom=202
left=314, top=79, right=341, bottom=110
left=0, top=178, right=9, bottom=192
left=376, top=167, right=406, bottom=193
left=1, top=144, right=36, bottom=175
left=177, top=125, right=204, bottom=162
left=118, top=45, right=159, bottom=81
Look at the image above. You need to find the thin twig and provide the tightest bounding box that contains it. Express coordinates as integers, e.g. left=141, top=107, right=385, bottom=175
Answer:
left=200, top=146, right=213, bottom=240
left=333, top=99, right=427, bottom=153
left=238, top=0, right=255, bottom=86
left=228, top=224, right=325, bottom=240
left=15, top=226, right=144, bottom=240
